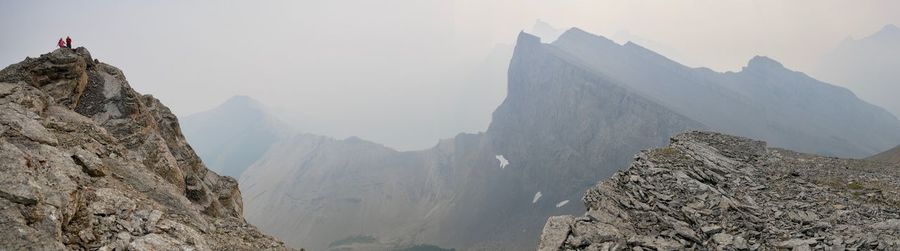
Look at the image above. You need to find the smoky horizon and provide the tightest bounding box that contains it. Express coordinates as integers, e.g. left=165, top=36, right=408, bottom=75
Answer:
left=2, top=0, right=898, bottom=151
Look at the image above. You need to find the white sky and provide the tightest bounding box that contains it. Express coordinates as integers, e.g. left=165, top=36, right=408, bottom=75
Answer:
left=2, top=0, right=898, bottom=150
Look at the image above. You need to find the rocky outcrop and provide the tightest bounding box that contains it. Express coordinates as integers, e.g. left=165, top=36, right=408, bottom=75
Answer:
left=539, top=131, right=900, bottom=250
left=0, top=48, right=291, bottom=250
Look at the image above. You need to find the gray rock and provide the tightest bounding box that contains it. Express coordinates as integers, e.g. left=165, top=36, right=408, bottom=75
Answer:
left=0, top=48, right=293, bottom=250
left=777, top=239, right=818, bottom=248
left=712, top=233, right=734, bottom=246
left=538, top=132, right=900, bottom=250
left=733, top=236, right=748, bottom=250
left=701, top=225, right=723, bottom=235
left=71, top=148, right=106, bottom=177
left=792, top=244, right=811, bottom=251
left=871, top=219, right=900, bottom=230
left=539, top=215, right=575, bottom=251
left=0, top=104, right=58, bottom=145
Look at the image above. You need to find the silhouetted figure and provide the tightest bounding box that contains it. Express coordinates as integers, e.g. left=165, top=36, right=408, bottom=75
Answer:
left=65, top=36, right=72, bottom=49
left=57, top=38, right=66, bottom=48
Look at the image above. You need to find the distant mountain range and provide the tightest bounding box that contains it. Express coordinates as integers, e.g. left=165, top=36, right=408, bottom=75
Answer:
left=222, top=27, right=900, bottom=250
left=815, top=24, right=900, bottom=118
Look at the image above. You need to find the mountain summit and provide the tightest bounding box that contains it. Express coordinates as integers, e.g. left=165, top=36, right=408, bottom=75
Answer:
left=0, top=48, right=291, bottom=250
left=745, top=55, right=786, bottom=71
left=182, top=95, right=291, bottom=178
left=873, top=24, right=900, bottom=39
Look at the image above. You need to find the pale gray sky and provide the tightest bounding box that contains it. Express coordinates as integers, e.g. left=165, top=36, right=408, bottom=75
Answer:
left=2, top=0, right=898, bottom=150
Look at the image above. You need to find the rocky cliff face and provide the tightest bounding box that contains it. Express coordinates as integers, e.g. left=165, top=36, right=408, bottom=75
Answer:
left=0, top=48, right=291, bottom=250
left=539, top=131, right=900, bottom=250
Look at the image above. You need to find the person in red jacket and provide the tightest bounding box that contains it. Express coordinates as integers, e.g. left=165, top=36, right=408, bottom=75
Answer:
left=65, top=36, right=72, bottom=49
left=57, top=38, right=66, bottom=48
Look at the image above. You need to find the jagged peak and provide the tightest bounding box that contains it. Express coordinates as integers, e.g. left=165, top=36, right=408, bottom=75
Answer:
left=744, top=55, right=786, bottom=72
left=225, top=95, right=257, bottom=103
left=852, top=24, right=900, bottom=42
left=881, top=24, right=899, bottom=33
left=512, top=31, right=545, bottom=59
left=221, top=95, right=265, bottom=110
left=193, top=95, right=281, bottom=124
left=558, top=27, right=591, bottom=39
left=530, top=19, right=566, bottom=42
left=516, top=31, right=541, bottom=45
left=871, top=24, right=900, bottom=39
left=555, top=27, right=619, bottom=47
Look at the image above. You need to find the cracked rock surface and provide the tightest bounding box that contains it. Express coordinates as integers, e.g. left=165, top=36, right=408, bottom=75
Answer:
left=0, top=48, right=292, bottom=250
left=539, top=131, right=900, bottom=251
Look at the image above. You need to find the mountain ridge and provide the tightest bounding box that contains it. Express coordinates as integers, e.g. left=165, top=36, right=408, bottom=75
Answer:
left=550, top=27, right=900, bottom=157
left=814, top=23, right=900, bottom=119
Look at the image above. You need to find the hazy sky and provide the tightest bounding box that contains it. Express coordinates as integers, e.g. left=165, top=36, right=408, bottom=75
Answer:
left=2, top=1, right=898, bottom=150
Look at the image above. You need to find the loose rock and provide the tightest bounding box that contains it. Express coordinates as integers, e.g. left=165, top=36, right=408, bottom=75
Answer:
left=538, top=132, right=900, bottom=250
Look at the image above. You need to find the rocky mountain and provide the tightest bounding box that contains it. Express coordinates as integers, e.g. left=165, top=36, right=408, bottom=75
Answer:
left=868, top=144, right=900, bottom=165
left=242, top=30, right=702, bottom=251
left=530, top=19, right=566, bottom=42
left=0, top=48, right=291, bottom=250
left=181, top=95, right=292, bottom=178
left=539, top=131, right=900, bottom=250
left=814, top=24, right=900, bottom=118
left=242, top=134, right=456, bottom=250
left=241, top=28, right=900, bottom=251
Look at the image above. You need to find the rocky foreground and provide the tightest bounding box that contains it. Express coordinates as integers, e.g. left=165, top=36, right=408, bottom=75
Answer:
left=539, top=132, right=900, bottom=251
left=0, top=48, right=291, bottom=250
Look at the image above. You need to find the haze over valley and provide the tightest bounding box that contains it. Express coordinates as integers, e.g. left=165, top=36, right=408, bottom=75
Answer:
left=3, top=1, right=900, bottom=251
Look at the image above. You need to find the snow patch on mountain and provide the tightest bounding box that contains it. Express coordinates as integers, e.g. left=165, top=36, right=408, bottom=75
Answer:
left=496, top=155, right=509, bottom=169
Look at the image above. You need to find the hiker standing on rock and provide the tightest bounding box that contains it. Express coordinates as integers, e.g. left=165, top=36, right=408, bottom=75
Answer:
left=57, top=38, right=66, bottom=48
left=66, top=36, right=72, bottom=49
